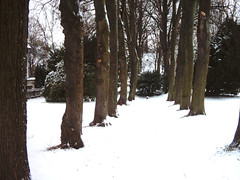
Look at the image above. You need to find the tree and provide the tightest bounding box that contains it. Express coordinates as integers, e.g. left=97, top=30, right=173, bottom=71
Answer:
left=127, top=0, right=139, bottom=101
left=90, top=0, right=110, bottom=126
left=118, top=5, right=128, bottom=105
left=59, top=0, right=84, bottom=149
left=173, top=22, right=185, bottom=105
left=0, top=0, right=31, bottom=179
left=106, top=0, right=119, bottom=117
left=228, top=109, right=240, bottom=149
left=167, top=0, right=182, bottom=101
left=189, top=0, right=210, bottom=115
left=180, top=0, right=198, bottom=110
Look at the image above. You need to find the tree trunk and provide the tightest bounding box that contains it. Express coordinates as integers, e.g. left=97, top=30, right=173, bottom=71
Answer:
left=167, top=0, right=181, bottom=101
left=91, top=0, right=110, bottom=125
left=118, top=11, right=128, bottom=105
left=0, top=0, right=31, bottom=179
left=127, top=0, right=139, bottom=101
left=189, top=0, right=210, bottom=115
left=162, top=0, right=169, bottom=93
left=136, top=0, right=144, bottom=73
left=106, top=0, right=119, bottom=117
left=180, top=0, right=197, bottom=110
left=229, top=110, right=240, bottom=149
left=60, top=0, right=84, bottom=149
left=173, top=23, right=185, bottom=105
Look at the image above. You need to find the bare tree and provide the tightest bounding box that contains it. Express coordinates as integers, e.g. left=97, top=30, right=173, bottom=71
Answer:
left=106, top=0, right=119, bottom=117
left=59, top=0, right=84, bottom=149
left=189, top=0, right=210, bottom=115
left=90, top=0, right=110, bottom=126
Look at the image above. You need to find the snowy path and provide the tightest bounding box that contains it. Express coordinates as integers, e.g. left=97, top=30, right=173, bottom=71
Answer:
left=27, top=94, right=240, bottom=180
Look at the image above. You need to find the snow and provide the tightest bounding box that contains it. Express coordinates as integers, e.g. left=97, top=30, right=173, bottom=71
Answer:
left=27, top=94, right=240, bottom=180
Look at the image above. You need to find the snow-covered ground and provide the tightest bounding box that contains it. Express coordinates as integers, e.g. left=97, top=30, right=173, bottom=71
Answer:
left=27, top=94, right=240, bottom=180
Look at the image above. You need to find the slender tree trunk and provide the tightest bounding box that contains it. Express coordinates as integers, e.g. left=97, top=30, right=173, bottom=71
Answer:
left=167, top=0, right=181, bottom=101
left=91, top=0, right=110, bottom=125
left=106, top=0, right=119, bottom=117
left=180, top=0, right=197, bottom=110
left=162, top=0, right=169, bottom=93
left=60, top=0, right=84, bottom=149
left=0, top=0, right=31, bottom=179
left=189, top=0, right=210, bottom=115
left=157, top=44, right=162, bottom=74
left=137, top=0, right=144, bottom=72
left=118, top=13, right=128, bottom=105
left=229, top=110, right=240, bottom=149
left=127, top=0, right=139, bottom=101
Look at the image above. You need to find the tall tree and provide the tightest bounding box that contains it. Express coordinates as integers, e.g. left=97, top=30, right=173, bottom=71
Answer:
left=189, top=0, right=210, bottom=115
left=173, top=23, right=185, bottom=105
left=90, top=0, right=110, bottom=125
left=180, top=0, right=197, bottom=110
left=59, top=0, right=84, bottom=149
left=0, top=0, right=31, bottom=179
left=161, top=0, right=170, bottom=93
left=118, top=3, right=128, bottom=105
left=106, top=0, right=119, bottom=117
left=126, top=0, right=139, bottom=101
left=167, top=0, right=181, bottom=101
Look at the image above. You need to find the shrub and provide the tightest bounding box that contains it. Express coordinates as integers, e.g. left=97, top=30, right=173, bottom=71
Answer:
left=206, top=18, right=240, bottom=96
left=136, top=71, right=163, bottom=96
left=42, top=60, right=66, bottom=102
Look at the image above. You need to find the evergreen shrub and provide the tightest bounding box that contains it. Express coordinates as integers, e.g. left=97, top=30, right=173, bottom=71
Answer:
left=43, top=36, right=97, bottom=102
left=206, top=18, right=240, bottom=96
left=136, top=71, right=163, bottom=96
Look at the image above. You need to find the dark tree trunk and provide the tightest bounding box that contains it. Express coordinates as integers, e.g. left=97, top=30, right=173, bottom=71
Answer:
left=127, top=0, right=139, bottom=101
left=162, top=0, right=169, bottom=93
left=106, top=0, right=119, bottom=117
left=0, top=0, right=31, bottom=179
left=136, top=0, right=144, bottom=72
left=229, top=110, right=240, bottom=149
left=180, top=0, right=197, bottom=110
left=60, top=0, right=84, bottom=149
left=91, top=0, right=110, bottom=125
left=118, top=11, right=128, bottom=105
left=167, top=0, right=181, bottom=101
left=189, top=0, right=210, bottom=115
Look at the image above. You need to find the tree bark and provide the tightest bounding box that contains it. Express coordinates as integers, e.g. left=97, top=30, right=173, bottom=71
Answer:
left=180, top=0, right=197, bottom=110
left=189, top=0, right=210, bottom=115
left=173, top=23, right=185, bottom=105
left=91, top=0, right=110, bottom=125
left=229, top=110, right=240, bottom=149
left=162, top=0, right=169, bottom=93
left=127, top=0, right=139, bottom=101
left=167, top=0, right=181, bottom=101
left=118, top=10, right=128, bottom=105
left=60, top=0, right=84, bottom=149
left=106, top=0, right=119, bottom=117
left=0, top=0, right=31, bottom=179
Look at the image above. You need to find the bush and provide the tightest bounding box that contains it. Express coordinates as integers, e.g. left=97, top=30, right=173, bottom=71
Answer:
left=206, top=18, right=240, bottom=96
left=136, top=71, right=163, bottom=96
left=42, top=60, right=66, bottom=102
left=43, top=36, right=97, bottom=102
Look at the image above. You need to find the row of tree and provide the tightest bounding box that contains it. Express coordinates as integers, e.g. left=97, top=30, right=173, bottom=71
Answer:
left=1, top=0, right=240, bottom=179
